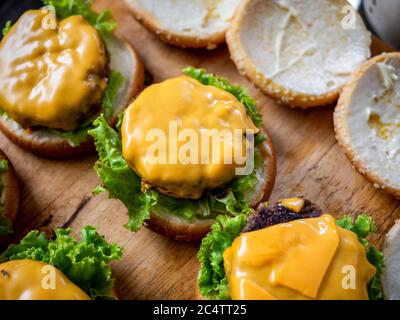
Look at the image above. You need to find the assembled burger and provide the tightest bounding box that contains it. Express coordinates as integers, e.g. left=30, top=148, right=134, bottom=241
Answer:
left=198, top=198, right=383, bottom=300
left=0, top=0, right=143, bottom=157
left=89, top=68, right=276, bottom=241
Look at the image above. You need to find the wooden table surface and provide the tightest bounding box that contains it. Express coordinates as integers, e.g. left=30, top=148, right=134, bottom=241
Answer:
left=0, top=0, right=399, bottom=299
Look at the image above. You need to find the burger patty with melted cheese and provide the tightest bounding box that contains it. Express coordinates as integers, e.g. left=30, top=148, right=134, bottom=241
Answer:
left=121, top=76, right=259, bottom=199
left=223, top=198, right=376, bottom=300
left=0, top=10, right=109, bottom=131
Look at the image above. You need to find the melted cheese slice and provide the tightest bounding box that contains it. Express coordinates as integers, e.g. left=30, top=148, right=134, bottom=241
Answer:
left=278, top=197, right=304, bottom=213
left=224, top=214, right=376, bottom=300
left=0, top=10, right=107, bottom=131
left=121, top=76, right=258, bottom=199
left=0, top=260, right=90, bottom=300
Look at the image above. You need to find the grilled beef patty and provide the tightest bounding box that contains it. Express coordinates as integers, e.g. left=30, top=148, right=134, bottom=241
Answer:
left=242, top=198, right=322, bottom=233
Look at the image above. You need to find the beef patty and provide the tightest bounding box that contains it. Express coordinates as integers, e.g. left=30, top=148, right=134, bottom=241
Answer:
left=242, top=198, right=322, bottom=233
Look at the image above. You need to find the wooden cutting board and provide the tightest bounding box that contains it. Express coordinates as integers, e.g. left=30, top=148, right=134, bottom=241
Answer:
left=0, top=0, right=398, bottom=299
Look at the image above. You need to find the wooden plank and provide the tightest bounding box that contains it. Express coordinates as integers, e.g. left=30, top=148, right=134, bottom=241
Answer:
left=0, top=0, right=398, bottom=299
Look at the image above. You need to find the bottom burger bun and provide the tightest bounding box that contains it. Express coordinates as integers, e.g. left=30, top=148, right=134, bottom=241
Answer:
left=145, top=137, right=275, bottom=241
left=0, top=149, right=19, bottom=248
left=0, top=149, right=19, bottom=227
left=382, top=220, right=400, bottom=300
left=0, top=36, right=144, bottom=158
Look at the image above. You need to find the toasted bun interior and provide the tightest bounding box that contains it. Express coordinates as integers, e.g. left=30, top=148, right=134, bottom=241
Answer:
left=124, top=0, right=241, bottom=49
left=334, top=53, right=400, bottom=198
left=227, top=0, right=371, bottom=108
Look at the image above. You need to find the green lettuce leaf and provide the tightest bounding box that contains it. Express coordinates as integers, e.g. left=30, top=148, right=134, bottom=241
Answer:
left=2, top=225, right=123, bottom=299
left=2, top=20, right=12, bottom=37
left=88, top=114, right=155, bottom=231
left=103, top=71, right=124, bottom=120
left=197, top=213, right=247, bottom=299
left=0, top=159, right=8, bottom=172
left=42, top=0, right=116, bottom=38
left=152, top=191, right=210, bottom=221
left=183, top=67, right=263, bottom=128
left=0, top=159, right=12, bottom=236
left=336, top=214, right=384, bottom=300
left=50, top=123, right=92, bottom=147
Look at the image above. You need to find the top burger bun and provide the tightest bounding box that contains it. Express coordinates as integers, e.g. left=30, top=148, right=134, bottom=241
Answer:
left=124, top=0, right=241, bottom=49
left=226, top=0, right=371, bottom=108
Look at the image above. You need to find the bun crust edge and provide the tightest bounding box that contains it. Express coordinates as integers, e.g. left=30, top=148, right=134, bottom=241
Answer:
left=226, top=0, right=367, bottom=109
left=334, top=52, right=400, bottom=199
left=124, top=0, right=228, bottom=49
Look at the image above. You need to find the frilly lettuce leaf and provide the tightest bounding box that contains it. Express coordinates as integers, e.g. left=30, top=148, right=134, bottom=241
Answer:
left=103, top=70, right=124, bottom=120
left=2, top=225, right=123, bottom=299
left=50, top=123, right=92, bottom=147
left=336, top=214, right=384, bottom=300
left=88, top=114, right=155, bottom=231
left=197, top=213, right=247, bottom=300
left=42, top=0, right=116, bottom=38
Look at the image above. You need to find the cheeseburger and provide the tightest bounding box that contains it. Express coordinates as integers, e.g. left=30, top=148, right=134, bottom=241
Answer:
left=0, top=0, right=143, bottom=157
left=198, top=198, right=383, bottom=300
left=89, top=68, right=276, bottom=241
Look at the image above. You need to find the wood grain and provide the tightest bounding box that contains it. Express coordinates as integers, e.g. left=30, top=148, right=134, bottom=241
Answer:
left=1, top=0, right=399, bottom=299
